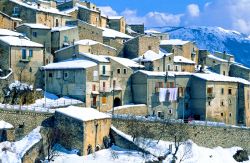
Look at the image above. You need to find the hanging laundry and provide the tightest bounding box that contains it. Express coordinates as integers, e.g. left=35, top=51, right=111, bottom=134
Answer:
left=167, top=88, right=178, bottom=102
left=159, top=88, right=168, bottom=102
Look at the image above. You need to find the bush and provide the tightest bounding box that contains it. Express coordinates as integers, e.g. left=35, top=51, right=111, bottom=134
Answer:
left=233, top=150, right=249, bottom=162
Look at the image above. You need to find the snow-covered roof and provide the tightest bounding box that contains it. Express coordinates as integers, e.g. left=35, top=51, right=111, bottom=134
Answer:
left=105, top=56, right=144, bottom=69
left=174, top=56, right=195, bottom=64
left=18, top=23, right=50, bottom=29
left=108, top=16, right=123, bottom=20
left=133, top=50, right=172, bottom=62
left=10, top=0, right=70, bottom=16
left=0, top=36, right=43, bottom=47
left=0, top=11, right=22, bottom=21
left=0, top=29, right=23, bottom=37
left=145, top=29, right=161, bottom=34
left=43, top=59, right=97, bottom=70
left=232, top=63, right=250, bottom=70
left=100, top=27, right=133, bottom=39
left=0, top=120, right=13, bottom=129
left=56, top=106, right=110, bottom=121
left=160, top=39, right=190, bottom=46
left=62, top=3, right=99, bottom=14
left=137, top=70, right=191, bottom=77
left=79, top=52, right=110, bottom=63
left=207, top=54, right=228, bottom=63
left=193, top=73, right=250, bottom=85
left=51, top=26, right=77, bottom=32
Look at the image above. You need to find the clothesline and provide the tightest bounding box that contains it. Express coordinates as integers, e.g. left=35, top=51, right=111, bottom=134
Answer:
left=159, top=88, right=178, bottom=102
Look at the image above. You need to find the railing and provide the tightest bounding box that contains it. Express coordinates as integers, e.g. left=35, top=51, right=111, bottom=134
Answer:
left=100, top=87, right=111, bottom=92
left=207, top=93, right=215, bottom=99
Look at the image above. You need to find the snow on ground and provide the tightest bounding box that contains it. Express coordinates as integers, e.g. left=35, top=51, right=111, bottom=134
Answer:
left=0, top=120, right=13, bottom=129
left=52, top=145, right=156, bottom=163
left=0, top=127, right=42, bottom=163
left=0, top=92, right=83, bottom=113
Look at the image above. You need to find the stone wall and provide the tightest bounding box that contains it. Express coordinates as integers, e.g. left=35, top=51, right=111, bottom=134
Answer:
left=0, top=109, right=54, bottom=140
left=0, top=72, right=14, bottom=102
left=109, top=104, right=148, bottom=116
left=112, top=118, right=250, bottom=152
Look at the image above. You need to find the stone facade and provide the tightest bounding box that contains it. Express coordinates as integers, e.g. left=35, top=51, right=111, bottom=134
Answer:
left=110, top=104, right=148, bottom=116
left=0, top=0, right=71, bottom=28
left=108, top=17, right=126, bottom=33
left=230, top=64, right=250, bottom=81
left=128, top=24, right=145, bottom=34
left=54, top=109, right=111, bottom=155
left=124, top=35, right=160, bottom=59
left=51, top=26, right=79, bottom=54
left=0, top=39, right=46, bottom=87
left=112, top=118, right=250, bottom=152
left=66, top=20, right=103, bottom=43
left=0, top=11, right=21, bottom=30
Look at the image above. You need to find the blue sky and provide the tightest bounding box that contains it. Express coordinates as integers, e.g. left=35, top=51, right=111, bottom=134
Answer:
left=90, top=0, right=250, bottom=34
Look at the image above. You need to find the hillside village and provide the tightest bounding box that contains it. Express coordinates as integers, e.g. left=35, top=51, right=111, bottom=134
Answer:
left=0, top=0, right=250, bottom=162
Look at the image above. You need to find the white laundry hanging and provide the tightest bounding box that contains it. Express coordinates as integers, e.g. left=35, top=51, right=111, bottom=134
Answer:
left=167, top=88, right=178, bottom=102
left=159, top=88, right=168, bottom=102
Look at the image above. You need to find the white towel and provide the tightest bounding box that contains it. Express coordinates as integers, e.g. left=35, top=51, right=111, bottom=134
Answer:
left=168, top=88, right=178, bottom=102
left=159, top=88, right=168, bottom=102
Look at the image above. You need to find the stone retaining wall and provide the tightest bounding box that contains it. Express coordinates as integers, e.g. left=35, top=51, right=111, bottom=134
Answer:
left=110, top=104, right=148, bottom=116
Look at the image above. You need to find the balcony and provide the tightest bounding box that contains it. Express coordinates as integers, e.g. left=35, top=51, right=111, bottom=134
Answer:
left=207, top=93, right=215, bottom=99
left=99, top=87, right=111, bottom=93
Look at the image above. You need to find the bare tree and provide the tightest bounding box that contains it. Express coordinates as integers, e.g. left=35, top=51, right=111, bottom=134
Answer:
left=16, top=62, right=28, bottom=83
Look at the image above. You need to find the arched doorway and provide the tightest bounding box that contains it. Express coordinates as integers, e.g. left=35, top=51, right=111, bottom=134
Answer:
left=114, top=97, right=121, bottom=107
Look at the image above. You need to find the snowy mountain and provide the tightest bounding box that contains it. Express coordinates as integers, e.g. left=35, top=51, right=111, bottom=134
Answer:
left=150, top=26, right=250, bottom=67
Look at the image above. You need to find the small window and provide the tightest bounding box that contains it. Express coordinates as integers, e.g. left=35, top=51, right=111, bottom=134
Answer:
left=169, top=57, right=171, bottom=61
left=32, top=32, right=37, bottom=37
left=229, top=112, right=232, bottom=117
left=213, top=60, right=216, bottom=63
left=220, top=100, right=224, bottom=106
left=175, top=65, right=178, bottom=71
left=229, top=99, right=232, bottom=105
left=207, top=87, right=213, bottom=94
left=221, top=113, right=224, bottom=116
left=123, top=68, right=127, bottom=74
left=117, top=68, right=121, bottom=74
left=221, top=88, right=224, bottom=95
left=55, top=19, right=59, bottom=27
left=167, top=65, right=171, bottom=71
left=223, top=71, right=226, bottom=75
left=92, top=84, right=96, bottom=91
left=49, top=72, right=53, bottom=77
left=64, top=36, right=68, bottom=42
left=22, top=49, right=26, bottom=59
left=113, top=80, right=116, bottom=88
left=157, top=67, right=160, bottom=71
left=148, top=46, right=152, bottom=50
left=208, top=101, right=211, bottom=106
left=228, top=89, right=232, bottom=95
left=157, top=111, right=164, bottom=119
left=102, top=96, right=107, bottom=104
left=102, top=66, right=106, bottom=75
left=29, top=49, right=33, bottom=58
left=168, top=109, right=172, bottom=114
left=64, top=72, right=68, bottom=79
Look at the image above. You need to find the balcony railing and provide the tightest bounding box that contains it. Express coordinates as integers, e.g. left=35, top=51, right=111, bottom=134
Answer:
left=99, top=87, right=111, bottom=92
left=207, top=93, right=215, bottom=99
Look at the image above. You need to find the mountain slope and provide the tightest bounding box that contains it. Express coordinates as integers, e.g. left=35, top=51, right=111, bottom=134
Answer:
left=151, top=26, right=250, bottom=67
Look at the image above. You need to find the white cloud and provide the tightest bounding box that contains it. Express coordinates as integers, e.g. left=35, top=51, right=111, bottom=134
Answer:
left=98, top=6, right=117, bottom=16
left=121, top=9, right=183, bottom=27
left=187, top=4, right=200, bottom=17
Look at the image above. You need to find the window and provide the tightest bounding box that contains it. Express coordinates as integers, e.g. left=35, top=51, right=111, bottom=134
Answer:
left=123, top=68, right=127, bottom=74
left=32, top=32, right=37, bottom=37
left=208, top=101, right=211, bottom=106
left=103, top=81, right=106, bottom=90
left=168, top=109, right=173, bottom=114
left=102, top=96, right=107, bottom=104
left=229, top=112, right=232, bottom=117
left=14, top=22, right=17, bottom=29
left=55, top=19, right=59, bottom=27
left=49, top=72, right=53, bottom=77
left=179, top=87, right=184, bottom=97
left=64, top=72, right=68, bottom=79
left=220, top=100, right=224, bottom=106
left=157, top=111, right=164, bottom=119
left=228, top=88, right=232, bottom=95
left=117, top=68, right=121, bottom=74
left=221, top=88, right=224, bottom=95
left=167, top=65, right=171, bottom=71
left=102, top=66, right=106, bottom=75
left=92, top=84, right=96, bottom=91
left=113, top=80, right=116, bottom=88
left=157, top=67, right=160, bottom=71
left=13, top=7, right=20, bottom=15
left=228, top=99, right=232, bottom=105
left=29, top=67, right=32, bottom=72
left=207, top=87, right=213, bottom=94
left=175, top=65, right=179, bottom=71
left=148, top=46, right=152, bottom=50
left=155, top=82, right=164, bottom=92
left=167, top=82, right=175, bottom=88
left=29, top=50, right=33, bottom=58
left=213, top=60, right=216, bottom=63
left=169, top=57, right=171, bottom=61
left=221, top=113, right=224, bottom=116
left=64, top=36, right=68, bottom=42
left=223, top=71, right=226, bottom=75
left=21, top=49, right=26, bottom=59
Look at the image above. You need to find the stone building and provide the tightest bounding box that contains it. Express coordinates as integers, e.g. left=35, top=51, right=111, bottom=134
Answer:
left=0, top=0, right=71, bottom=28
left=190, top=73, right=250, bottom=125
left=160, top=39, right=198, bottom=64
left=66, top=20, right=103, bottom=43
left=230, top=63, right=250, bottom=81
left=133, top=50, right=174, bottom=72
left=43, top=59, right=99, bottom=106
left=16, top=23, right=52, bottom=53
left=0, top=11, right=22, bottom=30
left=128, top=24, right=145, bottom=34
left=51, top=26, right=79, bottom=54
left=132, top=70, right=191, bottom=119
left=0, top=120, right=14, bottom=142
left=108, top=16, right=126, bottom=33
left=101, top=27, right=133, bottom=57
left=55, top=39, right=117, bottom=62
left=55, top=106, right=111, bottom=155
left=174, top=56, right=195, bottom=72
left=145, top=29, right=169, bottom=40
left=124, top=35, right=160, bottom=59
left=0, top=35, right=48, bottom=87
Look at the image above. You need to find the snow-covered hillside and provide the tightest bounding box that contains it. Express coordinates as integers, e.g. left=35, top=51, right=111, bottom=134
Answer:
left=150, top=26, right=250, bottom=67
